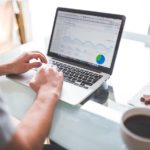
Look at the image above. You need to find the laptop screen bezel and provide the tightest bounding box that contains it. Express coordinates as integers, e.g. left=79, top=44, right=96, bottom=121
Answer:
left=47, top=7, right=126, bottom=75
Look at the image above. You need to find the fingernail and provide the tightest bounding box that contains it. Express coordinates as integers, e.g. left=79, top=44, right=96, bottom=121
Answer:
left=37, top=62, right=42, bottom=67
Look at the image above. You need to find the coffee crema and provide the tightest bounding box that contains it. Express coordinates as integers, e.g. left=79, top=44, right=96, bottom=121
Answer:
left=124, top=115, right=150, bottom=138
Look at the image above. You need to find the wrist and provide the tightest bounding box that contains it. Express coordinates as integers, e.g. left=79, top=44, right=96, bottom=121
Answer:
left=0, top=63, right=12, bottom=75
left=37, top=85, right=59, bottom=104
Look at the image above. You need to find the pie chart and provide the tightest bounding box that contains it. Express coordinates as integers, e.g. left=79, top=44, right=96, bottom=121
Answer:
left=96, top=54, right=105, bottom=64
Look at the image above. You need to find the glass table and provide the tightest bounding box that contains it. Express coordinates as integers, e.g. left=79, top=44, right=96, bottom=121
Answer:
left=0, top=75, right=127, bottom=150
left=0, top=38, right=149, bottom=149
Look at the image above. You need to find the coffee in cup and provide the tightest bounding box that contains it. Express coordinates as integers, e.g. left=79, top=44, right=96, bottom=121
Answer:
left=121, top=108, right=150, bottom=150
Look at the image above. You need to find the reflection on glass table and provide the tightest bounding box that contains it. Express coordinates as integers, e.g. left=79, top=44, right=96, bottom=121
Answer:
left=82, top=82, right=131, bottom=109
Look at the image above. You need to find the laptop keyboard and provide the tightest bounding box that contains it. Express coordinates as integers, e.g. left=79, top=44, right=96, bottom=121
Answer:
left=51, top=60, right=102, bottom=89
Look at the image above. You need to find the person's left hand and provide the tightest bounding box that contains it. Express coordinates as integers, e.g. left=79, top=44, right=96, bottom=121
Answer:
left=8, top=51, right=47, bottom=74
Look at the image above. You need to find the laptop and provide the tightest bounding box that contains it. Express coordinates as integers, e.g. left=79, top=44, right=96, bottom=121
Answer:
left=7, top=7, right=126, bottom=105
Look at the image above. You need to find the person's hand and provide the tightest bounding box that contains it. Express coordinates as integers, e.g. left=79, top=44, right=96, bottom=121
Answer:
left=8, top=51, right=47, bottom=74
left=29, top=67, right=64, bottom=99
left=140, top=94, right=150, bottom=105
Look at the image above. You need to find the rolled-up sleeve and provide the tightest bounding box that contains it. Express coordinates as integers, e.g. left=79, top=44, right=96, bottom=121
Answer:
left=0, top=92, right=15, bottom=149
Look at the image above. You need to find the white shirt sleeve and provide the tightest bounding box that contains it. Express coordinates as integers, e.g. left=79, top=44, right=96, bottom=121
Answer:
left=0, top=91, right=15, bottom=149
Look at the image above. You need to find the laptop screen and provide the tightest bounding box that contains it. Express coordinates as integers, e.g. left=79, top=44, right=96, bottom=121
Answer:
left=48, top=8, right=125, bottom=74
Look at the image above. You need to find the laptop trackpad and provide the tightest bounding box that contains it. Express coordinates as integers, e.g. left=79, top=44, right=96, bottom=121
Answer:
left=7, top=70, right=36, bottom=86
left=60, top=82, right=91, bottom=105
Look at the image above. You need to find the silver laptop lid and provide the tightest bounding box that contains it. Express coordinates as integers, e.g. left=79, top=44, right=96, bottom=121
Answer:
left=47, top=7, right=125, bottom=75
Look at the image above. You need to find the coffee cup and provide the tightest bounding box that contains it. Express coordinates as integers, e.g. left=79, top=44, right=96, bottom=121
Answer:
left=120, top=107, right=150, bottom=150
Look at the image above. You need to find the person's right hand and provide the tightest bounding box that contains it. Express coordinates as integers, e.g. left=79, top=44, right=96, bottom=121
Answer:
left=29, top=67, right=64, bottom=100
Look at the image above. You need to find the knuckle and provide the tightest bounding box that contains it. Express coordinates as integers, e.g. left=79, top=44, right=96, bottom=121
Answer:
left=29, top=80, right=34, bottom=87
left=39, top=67, right=45, bottom=73
left=24, top=51, right=30, bottom=57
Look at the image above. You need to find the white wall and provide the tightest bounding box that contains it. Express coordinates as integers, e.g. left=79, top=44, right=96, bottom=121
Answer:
left=28, top=0, right=150, bottom=40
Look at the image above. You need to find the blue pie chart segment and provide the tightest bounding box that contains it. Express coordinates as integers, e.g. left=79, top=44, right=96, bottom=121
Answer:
left=96, top=54, right=105, bottom=64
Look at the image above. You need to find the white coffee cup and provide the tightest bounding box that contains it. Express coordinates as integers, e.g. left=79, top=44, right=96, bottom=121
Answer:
left=120, top=107, right=150, bottom=150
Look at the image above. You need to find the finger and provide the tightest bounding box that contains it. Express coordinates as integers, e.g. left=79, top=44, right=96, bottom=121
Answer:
left=38, top=67, right=46, bottom=74
left=26, top=52, right=48, bottom=63
left=143, top=96, right=150, bottom=101
left=29, top=76, right=35, bottom=87
left=47, top=66, right=57, bottom=74
left=52, top=66, right=59, bottom=73
left=33, top=53, right=47, bottom=63
left=29, top=79, right=39, bottom=93
left=27, top=62, right=42, bottom=70
left=58, top=71, right=64, bottom=90
left=31, top=51, right=47, bottom=59
left=140, top=97, right=145, bottom=102
left=145, top=100, right=150, bottom=105
left=59, top=71, right=64, bottom=78
left=143, top=94, right=150, bottom=99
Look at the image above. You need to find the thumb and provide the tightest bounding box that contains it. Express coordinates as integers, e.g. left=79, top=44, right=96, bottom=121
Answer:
left=27, top=62, right=42, bottom=70
left=29, top=78, right=39, bottom=93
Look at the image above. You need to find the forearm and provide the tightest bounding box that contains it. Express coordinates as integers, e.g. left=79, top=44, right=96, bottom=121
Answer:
left=6, top=88, right=59, bottom=150
left=0, top=63, right=11, bottom=75
left=20, top=90, right=58, bottom=146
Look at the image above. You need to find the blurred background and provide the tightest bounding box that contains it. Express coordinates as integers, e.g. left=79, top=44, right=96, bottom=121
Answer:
left=0, top=0, right=149, bottom=50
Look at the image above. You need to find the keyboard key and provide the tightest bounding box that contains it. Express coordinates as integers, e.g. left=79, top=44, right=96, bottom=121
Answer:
left=51, top=60, right=102, bottom=88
